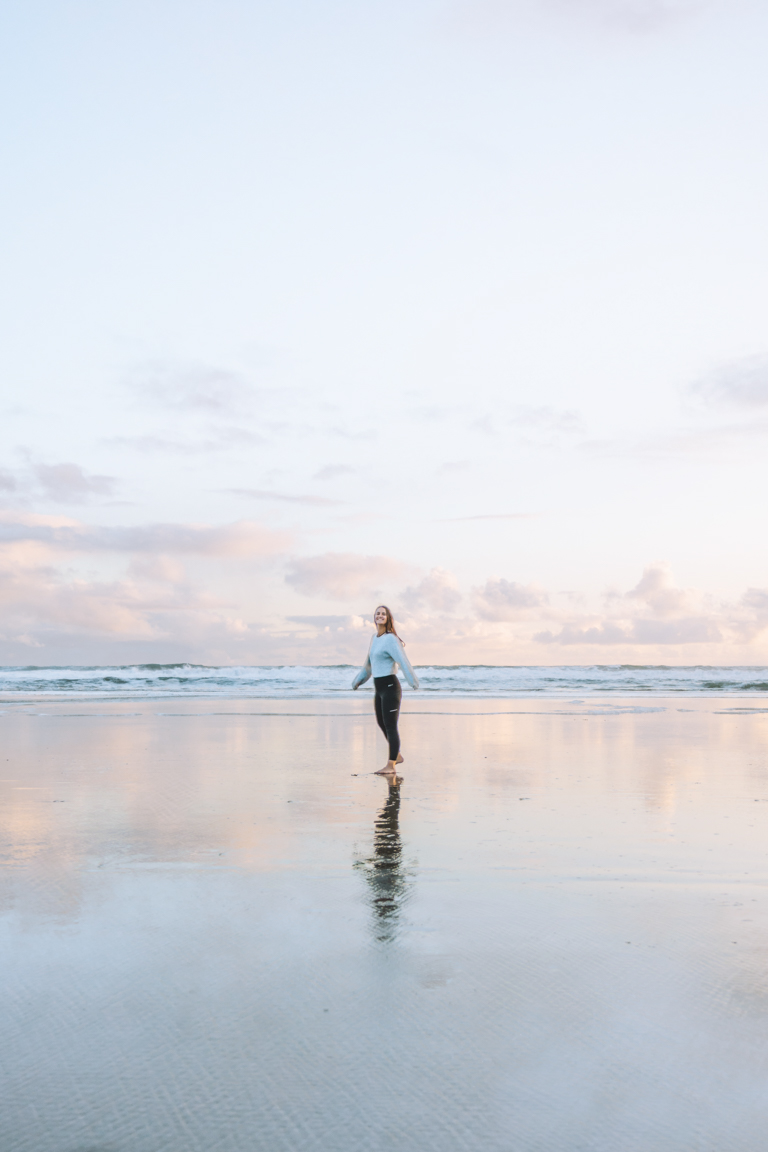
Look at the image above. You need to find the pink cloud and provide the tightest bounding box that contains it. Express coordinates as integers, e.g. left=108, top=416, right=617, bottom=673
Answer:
left=535, top=618, right=723, bottom=645
left=0, top=515, right=290, bottom=557
left=0, top=548, right=256, bottom=654
left=534, top=566, right=740, bottom=646
left=473, top=578, right=548, bottom=621
left=401, top=568, right=462, bottom=614
left=624, top=565, right=695, bottom=617
left=285, top=552, right=411, bottom=601
left=4, top=543, right=768, bottom=664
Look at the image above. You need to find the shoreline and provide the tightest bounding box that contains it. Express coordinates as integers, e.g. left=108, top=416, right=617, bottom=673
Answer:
left=2, top=693, right=768, bottom=713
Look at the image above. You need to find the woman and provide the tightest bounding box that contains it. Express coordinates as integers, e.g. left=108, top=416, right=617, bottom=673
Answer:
left=352, top=605, right=419, bottom=774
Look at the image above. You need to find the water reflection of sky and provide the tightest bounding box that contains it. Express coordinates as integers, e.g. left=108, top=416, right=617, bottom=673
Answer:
left=3, top=699, right=768, bottom=1150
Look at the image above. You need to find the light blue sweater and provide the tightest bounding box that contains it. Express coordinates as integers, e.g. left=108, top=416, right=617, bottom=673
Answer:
left=352, top=632, right=419, bottom=690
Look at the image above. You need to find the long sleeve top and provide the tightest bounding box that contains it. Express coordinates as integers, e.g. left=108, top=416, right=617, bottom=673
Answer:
left=352, top=632, right=419, bottom=690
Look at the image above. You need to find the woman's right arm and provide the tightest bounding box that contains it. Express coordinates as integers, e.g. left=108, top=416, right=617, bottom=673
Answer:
left=352, top=642, right=372, bottom=689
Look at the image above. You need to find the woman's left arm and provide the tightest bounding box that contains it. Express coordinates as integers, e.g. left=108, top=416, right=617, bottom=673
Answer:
left=392, top=636, right=419, bottom=690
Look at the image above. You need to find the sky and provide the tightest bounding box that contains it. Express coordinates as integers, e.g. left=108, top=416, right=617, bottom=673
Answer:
left=1, top=0, right=768, bottom=667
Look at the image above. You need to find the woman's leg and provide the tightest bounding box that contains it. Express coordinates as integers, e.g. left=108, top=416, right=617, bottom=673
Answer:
left=374, top=689, right=388, bottom=740
left=380, top=678, right=402, bottom=761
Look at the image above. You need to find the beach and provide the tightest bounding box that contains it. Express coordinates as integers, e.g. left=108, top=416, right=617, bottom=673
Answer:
left=5, top=0, right=768, bottom=1142
left=2, top=696, right=768, bottom=1151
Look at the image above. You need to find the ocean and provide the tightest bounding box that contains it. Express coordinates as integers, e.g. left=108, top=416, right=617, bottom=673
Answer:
left=1, top=664, right=767, bottom=699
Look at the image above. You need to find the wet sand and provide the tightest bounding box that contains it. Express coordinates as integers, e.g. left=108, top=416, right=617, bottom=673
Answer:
left=2, top=697, right=768, bottom=1151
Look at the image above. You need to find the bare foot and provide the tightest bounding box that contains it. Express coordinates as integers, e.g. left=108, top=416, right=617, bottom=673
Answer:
left=395, top=753, right=404, bottom=764
left=375, top=760, right=397, bottom=775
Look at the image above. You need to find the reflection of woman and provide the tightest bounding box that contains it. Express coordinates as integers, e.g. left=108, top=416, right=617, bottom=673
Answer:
left=354, top=776, right=410, bottom=944
left=352, top=605, right=419, bottom=775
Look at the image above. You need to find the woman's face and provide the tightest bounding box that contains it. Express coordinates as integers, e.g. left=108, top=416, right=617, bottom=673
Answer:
left=374, top=606, right=388, bottom=628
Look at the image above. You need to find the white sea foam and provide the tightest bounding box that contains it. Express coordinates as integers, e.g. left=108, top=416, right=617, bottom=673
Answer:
left=1, top=664, right=768, bottom=699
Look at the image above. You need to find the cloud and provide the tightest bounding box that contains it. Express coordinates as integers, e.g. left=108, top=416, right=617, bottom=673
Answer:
left=473, top=577, right=548, bottom=620
left=0, top=462, right=117, bottom=504
left=472, top=405, right=582, bottom=440
left=508, top=405, right=582, bottom=433
left=583, top=355, right=768, bottom=461
left=0, top=514, right=290, bottom=557
left=461, top=0, right=710, bottom=34
left=400, top=568, right=462, bottom=613
left=0, top=554, right=250, bottom=648
left=108, top=428, right=265, bottom=454
left=443, top=513, right=534, bottom=522
left=582, top=416, right=768, bottom=459
left=112, top=362, right=272, bottom=456
left=623, top=564, right=693, bottom=616
left=313, top=465, right=355, bottom=481
left=690, top=355, right=768, bottom=409
left=742, top=588, right=768, bottom=614
left=437, top=460, right=472, bottom=474
left=407, top=404, right=452, bottom=423
left=287, top=614, right=367, bottom=631
left=5, top=544, right=768, bottom=663
left=228, top=488, right=342, bottom=507
left=329, top=426, right=376, bottom=441
left=0, top=509, right=284, bottom=660
left=545, top=0, right=707, bottom=32
left=128, top=363, right=259, bottom=413
left=34, top=463, right=116, bottom=503
left=536, top=617, right=722, bottom=644
left=731, top=588, right=768, bottom=643
left=535, top=566, right=724, bottom=644
left=285, top=553, right=411, bottom=600
left=631, top=616, right=723, bottom=642
left=127, top=555, right=187, bottom=583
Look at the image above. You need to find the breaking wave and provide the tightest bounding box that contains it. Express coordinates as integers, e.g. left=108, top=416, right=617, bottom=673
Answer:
left=1, top=664, right=767, bottom=699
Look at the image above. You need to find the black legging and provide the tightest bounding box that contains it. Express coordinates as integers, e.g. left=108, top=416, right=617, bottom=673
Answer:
left=374, top=674, right=402, bottom=760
